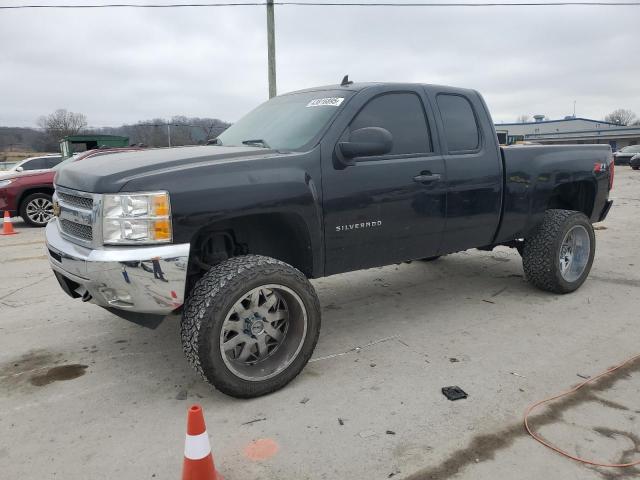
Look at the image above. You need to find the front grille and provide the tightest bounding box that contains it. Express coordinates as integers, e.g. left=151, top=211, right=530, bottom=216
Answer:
left=57, top=191, right=94, bottom=210
left=60, top=219, right=93, bottom=241
left=56, top=187, right=97, bottom=246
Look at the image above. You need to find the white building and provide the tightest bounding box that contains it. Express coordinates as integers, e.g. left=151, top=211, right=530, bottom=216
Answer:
left=495, top=117, right=640, bottom=151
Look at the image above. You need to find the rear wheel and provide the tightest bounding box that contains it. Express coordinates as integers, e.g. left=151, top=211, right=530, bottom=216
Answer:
left=20, top=192, right=54, bottom=227
left=632, top=166, right=639, bottom=170
left=181, top=255, right=321, bottom=398
left=522, top=209, right=595, bottom=293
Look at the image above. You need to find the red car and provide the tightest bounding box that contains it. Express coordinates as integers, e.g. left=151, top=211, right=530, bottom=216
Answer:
left=0, top=148, right=143, bottom=227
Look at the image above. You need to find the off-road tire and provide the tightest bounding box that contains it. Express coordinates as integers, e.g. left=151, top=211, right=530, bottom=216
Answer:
left=522, top=209, right=595, bottom=294
left=19, top=192, right=53, bottom=227
left=181, top=255, right=321, bottom=398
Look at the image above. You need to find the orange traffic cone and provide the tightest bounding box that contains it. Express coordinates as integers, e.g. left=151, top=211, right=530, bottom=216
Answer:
left=1, top=211, right=18, bottom=235
left=182, top=405, right=222, bottom=480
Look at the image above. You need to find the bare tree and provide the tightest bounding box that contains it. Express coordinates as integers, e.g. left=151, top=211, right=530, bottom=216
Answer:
left=516, top=114, right=531, bottom=123
left=190, top=117, right=230, bottom=141
left=37, top=109, right=87, bottom=140
left=169, top=116, right=195, bottom=146
left=604, top=109, right=637, bottom=126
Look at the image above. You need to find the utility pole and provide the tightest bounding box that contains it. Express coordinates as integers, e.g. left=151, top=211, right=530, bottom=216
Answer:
left=167, top=123, right=172, bottom=147
left=266, top=0, right=277, bottom=98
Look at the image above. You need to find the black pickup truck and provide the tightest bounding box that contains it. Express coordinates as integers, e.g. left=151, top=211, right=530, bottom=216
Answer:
left=46, top=81, right=614, bottom=398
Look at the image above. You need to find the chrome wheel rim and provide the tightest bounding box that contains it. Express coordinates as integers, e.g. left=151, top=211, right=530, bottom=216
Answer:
left=26, top=197, right=53, bottom=225
left=559, top=225, right=590, bottom=282
left=219, top=284, right=307, bottom=381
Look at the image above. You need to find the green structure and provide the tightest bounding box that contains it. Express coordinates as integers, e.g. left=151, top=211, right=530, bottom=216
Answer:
left=60, top=134, right=129, bottom=158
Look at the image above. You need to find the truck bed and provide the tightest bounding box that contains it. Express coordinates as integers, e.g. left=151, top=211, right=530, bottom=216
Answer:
left=495, top=144, right=612, bottom=243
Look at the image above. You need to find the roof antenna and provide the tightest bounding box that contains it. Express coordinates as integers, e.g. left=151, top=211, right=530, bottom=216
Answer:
left=341, top=75, right=353, bottom=86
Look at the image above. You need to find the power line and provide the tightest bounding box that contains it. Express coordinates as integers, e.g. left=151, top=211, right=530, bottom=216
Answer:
left=27, top=123, right=228, bottom=130
left=1, top=1, right=640, bottom=9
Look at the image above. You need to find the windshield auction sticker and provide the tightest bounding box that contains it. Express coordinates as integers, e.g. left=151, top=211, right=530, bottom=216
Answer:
left=306, top=97, right=345, bottom=107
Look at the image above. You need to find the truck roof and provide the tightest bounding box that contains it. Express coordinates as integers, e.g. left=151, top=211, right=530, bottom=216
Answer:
left=286, top=81, right=480, bottom=98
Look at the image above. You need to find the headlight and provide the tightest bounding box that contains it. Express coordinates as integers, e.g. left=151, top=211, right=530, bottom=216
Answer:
left=0, top=179, right=13, bottom=188
left=102, top=192, right=172, bottom=245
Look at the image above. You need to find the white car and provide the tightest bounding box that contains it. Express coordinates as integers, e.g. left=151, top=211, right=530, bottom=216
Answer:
left=0, top=154, right=62, bottom=176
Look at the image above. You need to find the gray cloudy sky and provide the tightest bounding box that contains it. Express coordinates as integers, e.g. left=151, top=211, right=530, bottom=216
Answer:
left=1, top=0, right=639, bottom=127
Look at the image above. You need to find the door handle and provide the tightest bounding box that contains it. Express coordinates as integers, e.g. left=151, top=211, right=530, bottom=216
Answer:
left=413, top=172, right=441, bottom=183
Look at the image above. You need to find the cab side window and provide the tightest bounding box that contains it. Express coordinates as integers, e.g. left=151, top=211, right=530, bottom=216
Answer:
left=436, top=94, right=480, bottom=153
left=350, top=93, right=432, bottom=155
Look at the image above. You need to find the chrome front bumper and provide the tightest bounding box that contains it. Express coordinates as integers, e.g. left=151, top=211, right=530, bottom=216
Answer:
left=45, top=218, right=190, bottom=315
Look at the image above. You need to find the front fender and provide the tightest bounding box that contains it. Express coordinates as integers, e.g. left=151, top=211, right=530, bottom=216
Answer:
left=121, top=149, right=324, bottom=276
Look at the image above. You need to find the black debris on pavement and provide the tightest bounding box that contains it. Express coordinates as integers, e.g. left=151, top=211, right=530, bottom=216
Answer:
left=442, top=386, right=468, bottom=401
left=241, top=417, right=267, bottom=426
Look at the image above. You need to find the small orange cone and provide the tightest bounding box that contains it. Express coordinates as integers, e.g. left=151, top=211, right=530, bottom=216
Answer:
left=182, top=405, right=222, bottom=480
left=1, top=211, right=18, bottom=235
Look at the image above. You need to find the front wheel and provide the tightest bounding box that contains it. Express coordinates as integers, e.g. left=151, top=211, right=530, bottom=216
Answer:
left=20, top=192, right=54, bottom=227
left=181, top=255, right=321, bottom=398
left=522, top=209, right=595, bottom=293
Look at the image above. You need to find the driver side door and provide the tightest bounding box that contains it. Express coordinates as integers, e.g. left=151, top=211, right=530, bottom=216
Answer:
left=321, top=88, right=447, bottom=275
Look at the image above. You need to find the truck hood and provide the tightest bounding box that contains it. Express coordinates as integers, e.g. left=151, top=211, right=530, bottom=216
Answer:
left=54, top=145, right=279, bottom=193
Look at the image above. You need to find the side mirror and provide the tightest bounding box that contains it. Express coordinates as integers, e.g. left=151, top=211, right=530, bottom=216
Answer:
left=337, top=127, right=393, bottom=166
left=15, top=166, right=24, bottom=172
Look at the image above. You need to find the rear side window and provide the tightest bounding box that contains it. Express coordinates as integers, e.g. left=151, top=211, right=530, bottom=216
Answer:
left=350, top=93, right=432, bottom=155
left=437, top=94, right=480, bottom=152
left=22, top=157, right=48, bottom=170
left=46, top=157, right=62, bottom=168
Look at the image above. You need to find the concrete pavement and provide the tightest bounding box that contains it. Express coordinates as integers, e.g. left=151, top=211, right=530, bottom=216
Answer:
left=1, top=170, right=639, bottom=480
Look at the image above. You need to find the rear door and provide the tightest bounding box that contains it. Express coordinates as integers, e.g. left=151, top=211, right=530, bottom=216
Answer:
left=321, top=86, right=447, bottom=275
left=426, top=88, right=503, bottom=252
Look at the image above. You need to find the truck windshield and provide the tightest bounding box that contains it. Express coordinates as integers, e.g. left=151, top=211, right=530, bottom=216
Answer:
left=217, top=90, right=352, bottom=151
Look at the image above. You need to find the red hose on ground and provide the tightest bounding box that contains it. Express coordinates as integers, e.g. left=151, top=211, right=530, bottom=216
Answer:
left=524, top=352, right=640, bottom=468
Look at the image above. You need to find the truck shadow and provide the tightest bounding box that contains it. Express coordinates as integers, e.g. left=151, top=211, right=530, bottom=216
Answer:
left=313, top=249, right=531, bottom=330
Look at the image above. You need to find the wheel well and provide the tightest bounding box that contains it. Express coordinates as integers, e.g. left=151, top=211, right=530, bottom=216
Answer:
left=187, top=213, right=314, bottom=291
left=18, top=187, right=55, bottom=211
left=547, top=181, right=595, bottom=217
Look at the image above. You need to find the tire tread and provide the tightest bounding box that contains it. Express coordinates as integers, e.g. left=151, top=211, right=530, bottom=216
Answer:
left=180, top=254, right=320, bottom=398
left=522, top=209, right=594, bottom=294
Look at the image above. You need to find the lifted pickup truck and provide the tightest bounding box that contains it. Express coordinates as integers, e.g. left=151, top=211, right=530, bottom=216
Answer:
left=46, top=81, right=614, bottom=398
